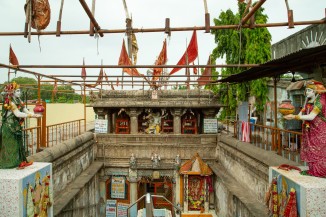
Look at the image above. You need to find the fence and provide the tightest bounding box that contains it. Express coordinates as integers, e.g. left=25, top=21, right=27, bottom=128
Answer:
left=46, top=119, right=85, bottom=147
left=234, top=121, right=304, bottom=164
left=22, top=119, right=86, bottom=155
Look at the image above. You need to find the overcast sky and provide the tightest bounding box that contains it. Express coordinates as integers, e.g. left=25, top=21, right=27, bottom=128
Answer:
left=0, top=0, right=325, bottom=89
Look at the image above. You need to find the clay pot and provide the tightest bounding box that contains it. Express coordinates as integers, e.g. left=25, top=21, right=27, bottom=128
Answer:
left=278, top=100, right=295, bottom=115
left=33, top=103, right=45, bottom=115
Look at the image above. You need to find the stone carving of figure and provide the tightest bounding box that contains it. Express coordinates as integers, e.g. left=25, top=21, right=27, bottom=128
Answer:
left=151, top=153, right=161, bottom=168
left=174, top=154, right=181, bottom=170
left=0, top=82, right=42, bottom=169
left=145, top=110, right=167, bottom=134
left=284, top=80, right=326, bottom=177
left=130, top=153, right=137, bottom=169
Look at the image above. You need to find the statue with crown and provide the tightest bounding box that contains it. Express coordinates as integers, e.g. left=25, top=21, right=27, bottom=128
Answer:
left=0, top=82, right=42, bottom=169
left=284, top=80, right=326, bottom=177
left=0, top=82, right=53, bottom=216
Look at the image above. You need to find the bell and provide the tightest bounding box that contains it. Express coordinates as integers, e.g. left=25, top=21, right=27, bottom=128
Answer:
left=33, top=103, right=45, bottom=115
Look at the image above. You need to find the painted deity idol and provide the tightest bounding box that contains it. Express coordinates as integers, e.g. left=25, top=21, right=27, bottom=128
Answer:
left=284, top=80, right=326, bottom=177
left=0, top=82, right=42, bottom=169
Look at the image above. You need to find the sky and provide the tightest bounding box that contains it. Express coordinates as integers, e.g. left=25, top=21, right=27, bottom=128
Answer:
left=0, top=0, right=325, bottom=90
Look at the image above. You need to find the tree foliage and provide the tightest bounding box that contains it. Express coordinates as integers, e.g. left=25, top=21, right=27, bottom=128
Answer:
left=210, top=2, right=272, bottom=119
left=1, top=77, right=84, bottom=103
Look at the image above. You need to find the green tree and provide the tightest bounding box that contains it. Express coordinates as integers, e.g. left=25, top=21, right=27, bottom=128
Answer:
left=210, top=2, right=271, bottom=119
left=10, top=77, right=38, bottom=100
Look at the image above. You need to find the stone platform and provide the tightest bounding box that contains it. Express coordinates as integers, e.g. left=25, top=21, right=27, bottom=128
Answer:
left=0, top=162, right=53, bottom=217
left=269, top=166, right=326, bottom=217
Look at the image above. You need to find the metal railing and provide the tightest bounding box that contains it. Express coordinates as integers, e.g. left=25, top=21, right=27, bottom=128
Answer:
left=21, top=119, right=85, bottom=155
left=234, top=121, right=304, bottom=164
left=46, top=119, right=84, bottom=147
left=23, top=126, right=40, bottom=156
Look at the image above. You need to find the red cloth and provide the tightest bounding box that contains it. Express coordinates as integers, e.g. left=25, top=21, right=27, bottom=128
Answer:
left=9, top=45, right=19, bottom=65
left=301, top=93, right=326, bottom=177
left=153, top=39, right=167, bottom=81
left=241, top=121, right=250, bottom=142
left=283, top=190, right=298, bottom=217
left=169, top=30, right=198, bottom=75
left=118, top=40, right=141, bottom=77
left=197, top=56, right=212, bottom=86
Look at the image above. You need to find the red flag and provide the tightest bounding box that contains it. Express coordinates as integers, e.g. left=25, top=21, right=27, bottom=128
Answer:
left=81, top=58, right=86, bottom=80
left=169, top=30, right=198, bottom=75
left=118, top=40, right=141, bottom=76
left=197, top=55, right=212, bottom=86
left=152, top=39, right=167, bottom=81
left=53, top=80, right=58, bottom=96
left=9, top=45, right=19, bottom=65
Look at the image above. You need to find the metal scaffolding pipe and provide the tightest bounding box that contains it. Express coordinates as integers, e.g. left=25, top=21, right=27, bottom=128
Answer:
left=16, top=64, right=262, bottom=68
left=241, top=0, right=266, bottom=26
left=0, top=19, right=324, bottom=36
left=79, top=0, right=104, bottom=37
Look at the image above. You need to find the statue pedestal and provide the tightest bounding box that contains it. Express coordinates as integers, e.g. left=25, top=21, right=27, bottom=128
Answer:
left=0, top=162, right=53, bottom=217
left=269, top=166, right=326, bottom=217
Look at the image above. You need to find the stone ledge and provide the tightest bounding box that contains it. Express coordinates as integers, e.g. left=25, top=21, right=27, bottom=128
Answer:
left=53, top=161, right=103, bottom=216
left=209, top=162, right=269, bottom=217
left=219, top=134, right=300, bottom=167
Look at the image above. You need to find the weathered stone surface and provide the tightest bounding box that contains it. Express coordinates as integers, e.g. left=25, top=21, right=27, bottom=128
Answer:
left=90, top=89, right=223, bottom=108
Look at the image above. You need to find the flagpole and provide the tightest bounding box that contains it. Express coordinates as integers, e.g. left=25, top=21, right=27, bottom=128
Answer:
left=8, top=45, right=10, bottom=82
left=84, top=82, right=86, bottom=132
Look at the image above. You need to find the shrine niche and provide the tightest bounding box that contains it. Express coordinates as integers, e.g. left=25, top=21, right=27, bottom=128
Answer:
left=182, top=110, right=198, bottom=134
left=115, top=109, right=130, bottom=134
left=179, top=153, right=213, bottom=212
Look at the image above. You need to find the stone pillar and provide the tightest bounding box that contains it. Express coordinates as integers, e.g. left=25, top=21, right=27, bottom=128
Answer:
left=171, top=108, right=182, bottom=134
left=126, top=108, right=141, bottom=134
left=184, top=174, right=188, bottom=212
left=204, top=178, right=209, bottom=213
left=202, top=108, right=218, bottom=118
left=94, top=108, right=110, bottom=133
left=129, top=168, right=138, bottom=217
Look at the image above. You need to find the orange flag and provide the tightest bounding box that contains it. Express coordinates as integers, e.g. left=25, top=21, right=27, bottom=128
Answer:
left=81, top=58, right=86, bottom=80
left=197, top=55, right=212, bottom=86
left=9, top=45, right=19, bottom=65
left=153, top=39, right=167, bottom=81
left=169, top=30, right=198, bottom=75
left=118, top=40, right=141, bottom=77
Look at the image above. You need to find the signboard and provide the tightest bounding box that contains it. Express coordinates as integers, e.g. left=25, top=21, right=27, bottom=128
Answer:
left=203, top=118, right=218, bottom=134
left=117, top=203, right=129, bottom=217
left=95, top=119, right=108, bottom=134
left=111, top=176, right=126, bottom=199
left=106, top=200, right=117, bottom=217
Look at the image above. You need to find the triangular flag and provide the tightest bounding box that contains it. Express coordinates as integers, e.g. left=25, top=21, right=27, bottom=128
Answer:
left=169, top=30, right=198, bottom=75
left=81, top=58, right=86, bottom=80
left=9, top=45, right=19, bottom=65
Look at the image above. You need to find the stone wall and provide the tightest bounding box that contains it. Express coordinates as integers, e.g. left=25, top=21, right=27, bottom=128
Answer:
left=272, top=23, right=326, bottom=59
left=212, top=134, right=300, bottom=217
left=96, top=134, right=218, bottom=167
left=28, top=132, right=101, bottom=217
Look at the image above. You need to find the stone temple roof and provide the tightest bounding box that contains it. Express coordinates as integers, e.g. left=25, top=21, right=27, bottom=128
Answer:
left=89, top=89, right=223, bottom=108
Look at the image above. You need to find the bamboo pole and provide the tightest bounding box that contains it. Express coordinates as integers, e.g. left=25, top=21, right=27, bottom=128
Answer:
left=56, top=0, right=65, bottom=36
